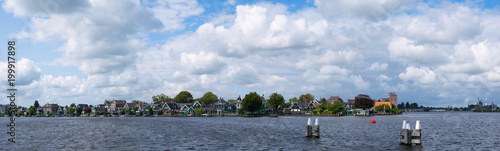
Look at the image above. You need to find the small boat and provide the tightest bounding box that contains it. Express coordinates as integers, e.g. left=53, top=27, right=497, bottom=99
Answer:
left=269, top=114, right=278, bottom=117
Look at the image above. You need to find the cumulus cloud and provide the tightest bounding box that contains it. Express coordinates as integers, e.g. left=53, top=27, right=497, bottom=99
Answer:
left=0, top=58, right=41, bottom=86
left=181, top=51, right=226, bottom=75
left=2, top=0, right=89, bottom=17
left=314, top=0, right=409, bottom=20
left=149, top=0, right=204, bottom=32
left=368, top=62, right=388, bottom=71
left=399, top=66, right=437, bottom=85
left=388, top=37, right=448, bottom=65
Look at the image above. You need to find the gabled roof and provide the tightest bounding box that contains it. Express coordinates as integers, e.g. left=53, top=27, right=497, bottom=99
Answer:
left=113, top=100, right=127, bottom=104
left=126, top=103, right=137, bottom=108
left=297, top=101, right=314, bottom=109
left=163, top=102, right=177, bottom=110
left=77, top=104, right=89, bottom=109
left=327, top=96, right=342, bottom=103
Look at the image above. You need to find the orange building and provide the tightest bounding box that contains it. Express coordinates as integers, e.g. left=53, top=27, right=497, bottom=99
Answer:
left=371, top=101, right=392, bottom=110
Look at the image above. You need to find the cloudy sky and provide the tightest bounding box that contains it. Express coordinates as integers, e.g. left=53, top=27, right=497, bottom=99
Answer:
left=1, top=0, right=499, bottom=107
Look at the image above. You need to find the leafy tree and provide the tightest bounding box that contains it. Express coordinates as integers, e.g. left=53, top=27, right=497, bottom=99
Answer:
left=375, top=104, right=391, bottom=112
left=28, top=106, right=36, bottom=116
left=152, top=94, right=172, bottom=103
left=289, top=97, right=299, bottom=103
left=174, top=91, right=194, bottom=103
left=89, top=105, right=93, bottom=108
left=104, top=100, right=112, bottom=104
left=148, top=107, right=153, bottom=115
left=133, top=106, right=139, bottom=112
left=199, top=92, right=218, bottom=105
left=194, top=106, right=205, bottom=117
left=405, top=102, right=410, bottom=109
left=68, top=107, right=75, bottom=116
left=132, top=100, right=142, bottom=104
left=267, top=92, right=285, bottom=112
left=76, top=107, right=82, bottom=116
left=228, top=99, right=235, bottom=103
left=242, top=92, right=263, bottom=114
left=321, top=98, right=327, bottom=102
left=70, top=103, right=76, bottom=108
left=410, top=102, right=419, bottom=109
left=34, top=100, right=40, bottom=108
left=354, top=94, right=374, bottom=110
left=6, top=107, right=11, bottom=116
left=299, top=93, right=314, bottom=102
left=329, top=101, right=345, bottom=114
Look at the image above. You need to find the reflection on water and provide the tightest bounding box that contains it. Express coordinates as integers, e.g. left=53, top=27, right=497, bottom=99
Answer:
left=1, top=112, right=499, bottom=150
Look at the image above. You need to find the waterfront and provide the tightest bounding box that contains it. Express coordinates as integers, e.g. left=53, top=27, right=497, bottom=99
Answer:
left=1, top=112, right=499, bottom=150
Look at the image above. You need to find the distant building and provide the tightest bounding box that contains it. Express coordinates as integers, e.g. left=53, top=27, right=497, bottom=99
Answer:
left=111, top=100, right=127, bottom=110
left=388, top=93, right=398, bottom=108
left=372, top=101, right=392, bottom=110
left=43, top=103, right=59, bottom=114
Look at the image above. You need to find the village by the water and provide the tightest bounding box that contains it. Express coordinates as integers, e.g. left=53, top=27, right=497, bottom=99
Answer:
left=1, top=92, right=498, bottom=117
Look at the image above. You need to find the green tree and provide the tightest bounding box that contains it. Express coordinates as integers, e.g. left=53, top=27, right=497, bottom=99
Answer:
left=68, top=107, right=75, bottom=116
left=132, top=100, right=142, bottom=104
left=28, top=106, right=36, bottom=116
left=104, top=100, right=112, bottom=104
left=375, top=104, right=391, bottom=112
left=267, top=92, right=285, bottom=113
left=194, top=106, right=205, bottom=117
left=354, top=94, right=374, bottom=110
left=174, top=91, right=194, bottom=103
left=228, top=99, right=235, bottom=103
left=299, top=93, right=314, bottom=102
left=133, top=106, right=139, bottom=112
left=152, top=94, right=172, bottom=103
left=329, top=101, right=345, bottom=114
left=289, top=97, right=299, bottom=103
left=34, top=100, right=40, bottom=108
left=199, top=92, right=218, bottom=105
left=89, top=105, right=93, bottom=108
left=76, top=107, right=82, bottom=116
left=321, top=98, right=327, bottom=102
left=242, top=92, right=263, bottom=114
left=70, top=103, right=76, bottom=108
left=6, top=107, right=11, bottom=116
left=148, top=107, right=153, bottom=115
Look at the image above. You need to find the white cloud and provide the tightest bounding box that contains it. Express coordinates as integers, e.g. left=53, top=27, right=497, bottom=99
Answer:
left=399, top=66, right=437, bottom=85
left=368, top=62, right=388, bottom=71
left=149, top=0, right=204, bottom=32
left=399, top=2, right=481, bottom=44
left=388, top=37, right=448, bottom=65
left=378, top=74, right=392, bottom=81
left=314, top=0, right=409, bottom=20
left=2, top=0, right=89, bottom=17
left=0, top=58, right=41, bottom=86
left=181, top=51, right=226, bottom=75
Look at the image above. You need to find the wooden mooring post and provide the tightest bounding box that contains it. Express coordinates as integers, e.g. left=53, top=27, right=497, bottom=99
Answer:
left=305, top=118, right=312, bottom=137
left=306, top=118, right=320, bottom=138
left=400, top=120, right=422, bottom=146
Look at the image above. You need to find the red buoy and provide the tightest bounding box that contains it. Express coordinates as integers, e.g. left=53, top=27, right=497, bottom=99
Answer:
left=371, top=119, right=376, bottom=123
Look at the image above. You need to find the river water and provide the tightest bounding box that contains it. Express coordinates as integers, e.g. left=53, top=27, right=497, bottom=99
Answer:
left=1, top=112, right=499, bottom=150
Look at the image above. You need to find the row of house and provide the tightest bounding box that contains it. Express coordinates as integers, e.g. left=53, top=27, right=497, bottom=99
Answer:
left=2, top=93, right=397, bottom=116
